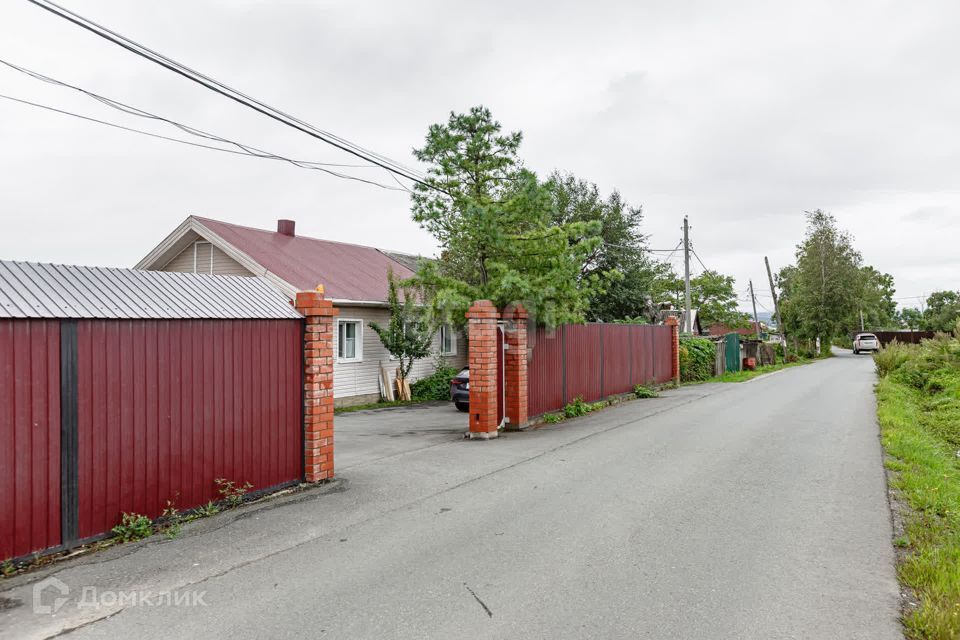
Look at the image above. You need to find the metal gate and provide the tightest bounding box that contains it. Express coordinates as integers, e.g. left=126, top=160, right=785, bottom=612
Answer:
left=496, top=324, right=505, bottom=427
left=724, top=333, right=742, bottom=373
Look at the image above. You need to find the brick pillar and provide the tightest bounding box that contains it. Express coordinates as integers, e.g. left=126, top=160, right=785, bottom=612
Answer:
left=465, top=300, right=500, bottom=439
left=295, top=289, right=339, bottom=481
left=665, top=315, right=680, bottom=386
left=502, top=303, right=528, bottom=431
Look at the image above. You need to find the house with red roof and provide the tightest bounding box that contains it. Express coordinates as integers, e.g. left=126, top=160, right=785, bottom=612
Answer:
left=137, top=216, right=466, bottom=406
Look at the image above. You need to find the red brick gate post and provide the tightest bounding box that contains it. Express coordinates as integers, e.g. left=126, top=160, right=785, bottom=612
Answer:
left=502, top=303, right=528, bottom=431
left=295, top=289, right=339, bottom=481
left=665, top=315, right=680, bottom=386
left=465, top=300, right=500, bottom=439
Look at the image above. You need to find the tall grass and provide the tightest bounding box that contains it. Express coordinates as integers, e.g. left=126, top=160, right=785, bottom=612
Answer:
left=874, top=335, right=960, bottom=639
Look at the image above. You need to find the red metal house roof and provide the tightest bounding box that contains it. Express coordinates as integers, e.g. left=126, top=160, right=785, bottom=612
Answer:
left=194, top=217, right=417, bottom=303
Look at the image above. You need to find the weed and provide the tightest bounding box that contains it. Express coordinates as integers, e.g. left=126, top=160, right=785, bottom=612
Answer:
left=894, top=536, right=911, bottom=548
left=634, top=385, right=658, bottom=399
left=542, top=413, right=564, bottom=424
left=1, top=560, right=15, bottom=578
left=563, top=396, right=591, bottom=418
left=159, top=500, right=182, bottom=539
left=194, top=501, right=220, bottom=518
left=111, top=513, right=153, bottom=542
left=215, top=478, right=253, bottom=508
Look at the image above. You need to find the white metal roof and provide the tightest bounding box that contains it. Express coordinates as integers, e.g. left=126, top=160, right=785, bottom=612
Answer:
left=0, top=260, right=302, bottom=320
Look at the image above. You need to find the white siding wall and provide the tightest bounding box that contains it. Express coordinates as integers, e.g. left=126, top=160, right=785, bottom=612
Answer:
left=332, top=306, right=467, bottom=406
left=162, top=240, right=252, bottom=277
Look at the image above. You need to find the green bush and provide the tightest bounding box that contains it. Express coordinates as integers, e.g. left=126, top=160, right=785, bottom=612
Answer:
left=563, top=396, right=591, bottom=418
left=633, top=385, right=657, bottom=398
left=679, top=337, right=714, bottom=382
left=411, top=365, right=459, bottom=401
left=112, top=513, right=153, bottom=542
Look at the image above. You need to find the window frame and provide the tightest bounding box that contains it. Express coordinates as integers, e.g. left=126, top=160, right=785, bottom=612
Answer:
left=440, top=324, right=458, bottom=356
left=336, top=318, right=364, bottom=363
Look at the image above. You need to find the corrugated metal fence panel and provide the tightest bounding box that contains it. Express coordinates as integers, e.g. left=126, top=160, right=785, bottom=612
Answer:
left=527, top=326, right=564, bottom=418
left=653, top=325, right=673, bottom=383
left=627, top=325, right=653, bottom=385
left=76, top=319, right=301, bottom=539
left=564, top=324, right=602, bottom=403
left=0, top=320, right=61, bottom=560
left=601, top=325, right=633, bottom=396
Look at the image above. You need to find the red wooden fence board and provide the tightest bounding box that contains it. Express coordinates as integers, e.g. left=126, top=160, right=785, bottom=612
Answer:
left=0, top=320, right=61, bottom=560
left=76, top=319, right=301, bottom=539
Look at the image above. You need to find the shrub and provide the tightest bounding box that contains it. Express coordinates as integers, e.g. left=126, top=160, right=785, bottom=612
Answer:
left=564, top=396, right=591, bottom=418
left=679, top=337, right=714, bottom=382
left=874, top=341, right=913, bottom=378
left=112, top=513, right=153, bottom=542
left=410, top=365, right=458, bottom=402
left=634, top=385, right=657, bottom=399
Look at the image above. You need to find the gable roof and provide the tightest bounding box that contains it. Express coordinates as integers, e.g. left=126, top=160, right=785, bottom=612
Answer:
left=0, top=259, right=301, bottom=320
left=137, top=216, right=417, bottom=304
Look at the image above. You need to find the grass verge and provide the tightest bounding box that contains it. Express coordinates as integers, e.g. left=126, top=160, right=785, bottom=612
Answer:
left=706, top=358, right=812, bottom=383
left=875, top=357, right=960, bottom=638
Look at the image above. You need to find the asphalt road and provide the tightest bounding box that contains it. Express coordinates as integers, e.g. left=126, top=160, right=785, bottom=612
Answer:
left=2, top=352, right=902, bottom=639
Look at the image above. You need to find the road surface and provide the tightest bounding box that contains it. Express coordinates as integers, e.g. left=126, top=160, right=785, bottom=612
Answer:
left=2, top=352, right=901, bottom=639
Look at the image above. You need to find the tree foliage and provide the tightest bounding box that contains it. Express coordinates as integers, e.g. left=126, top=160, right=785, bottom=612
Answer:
left=408, top=106, right=605, bottom=327
left=657, top=266, right=750, bottom=328
left=545, top=171, right=664, bottom=321
left=777, top=209, right=898, bottom=345
left=367, top=269, right=433, bottom=381
left=904, top=291, right=960, bottom=332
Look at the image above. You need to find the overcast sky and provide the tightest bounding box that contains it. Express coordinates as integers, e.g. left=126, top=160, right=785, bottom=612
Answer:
left=1, top=1, right=958, bottom=312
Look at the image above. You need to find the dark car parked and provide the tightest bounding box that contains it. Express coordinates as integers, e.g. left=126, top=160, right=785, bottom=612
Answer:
left=450, top=366, right=469, bottom=412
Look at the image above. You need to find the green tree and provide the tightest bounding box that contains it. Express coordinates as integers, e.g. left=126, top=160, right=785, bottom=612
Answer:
left=853, top=266, right=898, bottom=331
left=657, top=266, right=749, bottom=328
left=545, top=172, right=662, bottom=321
left=777, top=210, right=868, bottom=351
left=922, top=290, right=960, bottom=332
left=409, top=106, right=604, bottom=327
left=899, top=306, right=924, bottom=330
left=368, top=269, right=434, bottom=390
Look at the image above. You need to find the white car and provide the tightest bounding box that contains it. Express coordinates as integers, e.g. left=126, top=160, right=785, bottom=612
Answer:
left=853, top=333, right=880, bottom=354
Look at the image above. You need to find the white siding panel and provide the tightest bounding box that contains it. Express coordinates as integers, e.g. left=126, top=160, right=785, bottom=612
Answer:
left=332, top=306, right=467, bottom=402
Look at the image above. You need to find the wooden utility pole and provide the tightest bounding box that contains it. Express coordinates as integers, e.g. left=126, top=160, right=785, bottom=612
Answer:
left=749, top=280, right=761, bottom=338
left=764, top=256, right=788, bottom=357
left=683, top=216, right=691, bottom=333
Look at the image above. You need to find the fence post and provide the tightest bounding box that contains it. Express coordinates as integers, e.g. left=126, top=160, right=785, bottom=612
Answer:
left=502, top=304, right=528, bottom=431
left=295, top=288, right=338, bottom=481
left=665, top=316, right=680, bottom=386
left=465, top=300, right=500, bottom=439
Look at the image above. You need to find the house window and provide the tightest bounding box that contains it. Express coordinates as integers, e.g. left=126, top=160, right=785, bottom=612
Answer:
left=440, top=324, right=457, bottom=356
left=192, top=241, right=213, bottom=274
left=337, top=320, right=362, bottom=362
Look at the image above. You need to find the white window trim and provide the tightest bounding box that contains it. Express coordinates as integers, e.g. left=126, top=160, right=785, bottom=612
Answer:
left=440, top=324, right=458, bottom=356
left=337, top=319, right=364, bottom=363
left=192, top=240, right=213, bottom=274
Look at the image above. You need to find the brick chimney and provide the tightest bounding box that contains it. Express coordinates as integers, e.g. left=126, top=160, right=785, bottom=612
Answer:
left=277, top=219, right=296, bottom=237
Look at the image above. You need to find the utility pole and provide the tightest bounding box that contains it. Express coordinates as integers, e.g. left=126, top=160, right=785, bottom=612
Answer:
left=749, top=280, right=761, bottom=338
left=764, top=256, right=788, bottom=357
left=683, top=216, right=691, bottom=334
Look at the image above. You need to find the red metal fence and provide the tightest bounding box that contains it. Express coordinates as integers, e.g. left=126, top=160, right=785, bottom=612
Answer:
left=1, top=318, right=303, bottom=561
left=528, top=323, right=673, bottom=418
left=0, top=320, right=61, bottom=562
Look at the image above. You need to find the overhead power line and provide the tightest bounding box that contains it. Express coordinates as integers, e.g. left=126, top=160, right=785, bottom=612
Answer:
left=0, top=91, right=408, bottom=191
left=26, top=0, right=443, bottom=193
